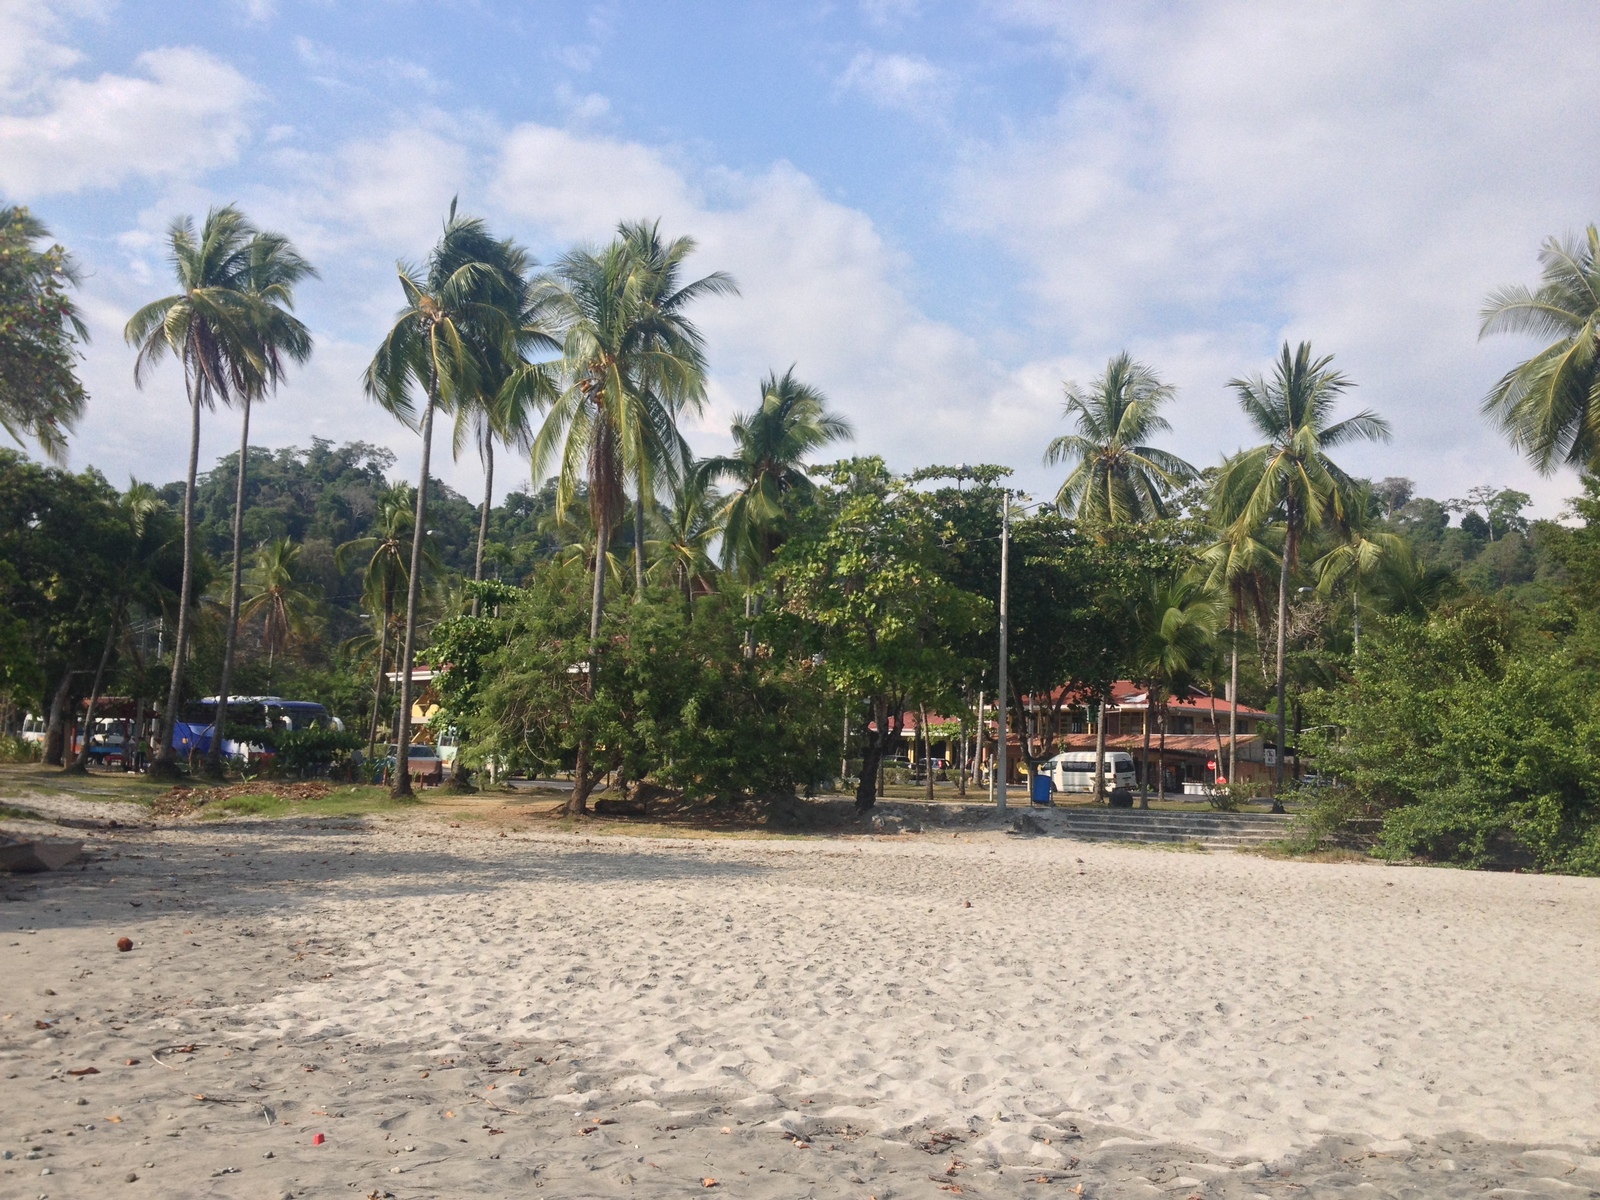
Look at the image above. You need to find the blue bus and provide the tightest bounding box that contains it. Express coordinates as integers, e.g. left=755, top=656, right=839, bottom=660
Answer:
left=172, top=696, right=341, bottom=759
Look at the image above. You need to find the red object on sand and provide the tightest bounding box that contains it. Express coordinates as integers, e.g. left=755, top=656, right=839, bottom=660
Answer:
left=312, top=1133, right=325, bottom=1146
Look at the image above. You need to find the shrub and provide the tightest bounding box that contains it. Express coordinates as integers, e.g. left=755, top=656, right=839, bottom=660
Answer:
left=0, top=735, right=40, bottom=763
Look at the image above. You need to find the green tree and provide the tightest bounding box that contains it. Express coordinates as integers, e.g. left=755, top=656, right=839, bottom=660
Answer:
left=1043, top=353, right=1195, bottom=529
left=1313, top=483, right=1405, bottom=660
left=0, top=206, right=87, bottom=463
left=238, top=537, right=321, bottom=687
left=125, top=205, right=264, bottom=777
left=1128, top=573, right=1221, bottom=806
left=1480, top=226, right=1600, bottom=474
left=533, top=221, right=734, bottom=813
left=365, top=204, right=518, bottom=798
left=209, top=229, right=317, bottom=774
left=706, top=367, right=853, bottom=580
left=1215, top=341, right=1390, bottom=799
left=648, top=460, right=722, bottom=611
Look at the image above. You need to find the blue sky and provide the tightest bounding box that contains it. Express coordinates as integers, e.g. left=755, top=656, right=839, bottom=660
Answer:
left=6, top=0, right=1600, bottom=515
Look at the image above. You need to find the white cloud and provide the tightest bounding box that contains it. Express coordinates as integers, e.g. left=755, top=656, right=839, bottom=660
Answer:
left=838, top=50, right=947, bottom=113
left=954, top=0, right=1600, bottom=509
left=0, top=40, right=255, bottom=197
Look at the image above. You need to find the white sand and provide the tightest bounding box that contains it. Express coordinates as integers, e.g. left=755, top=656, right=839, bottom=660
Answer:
left=4, top=810, right=1600, bottom=1196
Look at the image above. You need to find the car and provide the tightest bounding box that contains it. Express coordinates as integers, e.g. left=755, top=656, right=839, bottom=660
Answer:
left=386, top=742, right=443, bottom=785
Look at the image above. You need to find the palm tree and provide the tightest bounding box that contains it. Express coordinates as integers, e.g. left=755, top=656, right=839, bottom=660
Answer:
left=1129, top=573, right=1221, bottom=807
left=238, top=537, right=321, bottom=688
left=366, top=203, right=518, bottom=799
left=705, top=367, right=853, bottom=581
left=67, top=484, right=166, bottom=775
left=124, top=205, right=262, bottom=778
left=648, top=460, right=723, bottom=612
left=208, top=230, right=317, bottom=775
left=1480, top=226, right=1600, bottom=474
left=337, top=483, right=434, bottom=761
left=1216, top=341, right=1390, bottom=800
left=1044, top=353, right=1196, bottom=528
left=1312, top=483, right=1404, bottom=660
left=0, top=206, right=88, bottom=463
left=533, top=221, right=734, bottom=813
left=448, top=239, right=560, bottom=615
left=1198, top=520, right=1279, bottom=786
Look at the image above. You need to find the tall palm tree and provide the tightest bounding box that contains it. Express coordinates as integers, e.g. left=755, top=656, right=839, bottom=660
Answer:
left=1130, top=573, right=1221, bottom=807
left=208, top=230, right=317, bottom=774
left=648, top=460, right=723, bottom=611
left=705, top=367, right=853, bottom=581
left=125, top=205, right=262, bottom=778
left=1216, top=341, right=1390, bottom=800
left=1044, top=353, right=1195, bottom=528
left=1480, top=226, right=1600, bottom=474
left=366, top=204, right=518, bottom=799
left=0, top=206, right=88, bottom=463
left=533, top=222, right=734, bottom=814
left=337, top=483, right=435, bottom=762
left=451, top=240, right=559, bottom=616
left=238, top=537, right=321, bottom=688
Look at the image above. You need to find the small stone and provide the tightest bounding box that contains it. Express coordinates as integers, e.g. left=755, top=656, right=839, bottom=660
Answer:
left=124, top=1172, right=137, bottom=1183
left=143, top=1162, right=153, bottom=1168
left=75, top=1098, right=88, bottom=1106
left=389, top=1166, right=402, bottom=1173
left=40, top=1167, right=51, bottom=1175
left=403, top=1145, right=415, bottom=1152
left=262, top=1150, right=274, bottom=1158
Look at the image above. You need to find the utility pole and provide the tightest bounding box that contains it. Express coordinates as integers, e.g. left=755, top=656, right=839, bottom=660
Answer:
left=996, top=490, right=1010, bottom=812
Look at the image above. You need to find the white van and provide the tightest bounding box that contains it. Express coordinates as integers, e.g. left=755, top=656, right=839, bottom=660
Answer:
left=1045, top=750, right=1136, bottom=794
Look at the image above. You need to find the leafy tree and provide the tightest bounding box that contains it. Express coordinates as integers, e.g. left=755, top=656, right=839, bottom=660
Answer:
left=210, top=228, right=317, bottom=773
left=1043, top=353, right=1195, bottom=528
left=1313, top=483, right=1405, bottom=660
left=1128, top=572, right=1221, bottom=805
left=1480, top=226, right=1600, bottom=474
left=768, top=458, right=986, bottom=811
left=0, top=206, right=87, bottom=463
left=366, top=204, right=518, bottom=798
left=1215, top=341, right=1390, bottom=798
left=647, top=460, right=722, bottom=611
left=125, top=205, right=264, bottom=776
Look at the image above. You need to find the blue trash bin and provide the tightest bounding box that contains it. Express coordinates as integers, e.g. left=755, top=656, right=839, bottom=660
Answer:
left=1030, top=772, right=1055, bottom=807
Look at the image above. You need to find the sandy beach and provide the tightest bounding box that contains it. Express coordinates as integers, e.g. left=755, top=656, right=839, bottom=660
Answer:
left=3, top=796, right=1599, bottom=1199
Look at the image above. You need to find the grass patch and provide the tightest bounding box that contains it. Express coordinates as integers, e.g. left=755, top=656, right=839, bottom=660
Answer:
left=198, top=784, right=417, bottom=822
left=1242, top=840, right=1376, bottom=864
left=0, top=802, right=46, bottom=821
left=0, top=762, right=176, bottom=805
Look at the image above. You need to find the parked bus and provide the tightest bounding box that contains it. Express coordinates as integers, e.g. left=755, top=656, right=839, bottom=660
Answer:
left=172, top=697, right=340, bottom=760
left=1044, top=750, right=1136, bottom=794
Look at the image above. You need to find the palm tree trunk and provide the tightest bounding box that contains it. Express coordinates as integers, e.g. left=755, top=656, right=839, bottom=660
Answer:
left=207, top=393, right=252, bottom=776
left=1093, top=691, right=1109, bottom=802
left=151, top=370, right=203, bottom=780
left=1228, top=613, right=1239, bottom=785
left=1272, top=540, right=1290, bottom=810
left=633, top=495, right=646, bottom=600
left=1139, top=699, right=1151, bottom=809
left=1156, top=703, right=1167, bottom=801
left=68, top=603, right=121, bottom=774
left=366, top=597, right=391, bottom=763
left=472, top=438, right=493, bottom=618
left=392, top=390, right=436, bottom=800
left=920, top=704, right=934, bottom=803
left=570, top=511, right=610, bottom=817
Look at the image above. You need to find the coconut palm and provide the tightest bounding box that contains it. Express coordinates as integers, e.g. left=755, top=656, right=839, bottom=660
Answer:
left=1198, top=519, right=1279, bottom=786
left=1044, top=353, right=1195, bottom=529
left=124, top=206, right=263, bottom=778
left=447, top=239, right=560, bottom=614
left=1480, top=226, right=1600, bottom=474
left=705, top=367, right=853, bottom=581
left=1312, top=483, right=1404, bottom=661
left=1216, top=341, right=1390, bottom=799
left=238, top=537, right=321, bottom=687
left=366, top=204, right=518, bottom=798
left=533, top=221, right=734, bottom=813
left=648, top=460, right=723, bottom=611
left=1129, top=573, right=1222, bottom=807
left=207, top=230, right=317, bottom=774
left=0, top=206, right=88, bottom=463
left=337, top=483, right=435, bottom=761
